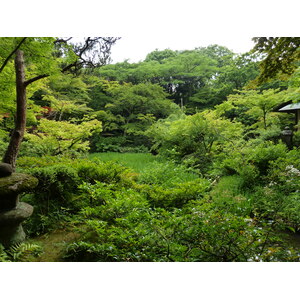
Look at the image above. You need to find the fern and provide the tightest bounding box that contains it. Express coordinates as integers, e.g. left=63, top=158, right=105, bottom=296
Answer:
left=0, top=244, right=11, bottom=262
left=5, top=243, right=42, bottom=262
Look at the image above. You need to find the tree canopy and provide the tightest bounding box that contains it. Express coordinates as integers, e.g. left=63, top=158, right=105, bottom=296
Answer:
left=252, top=37, right=300, bottom=84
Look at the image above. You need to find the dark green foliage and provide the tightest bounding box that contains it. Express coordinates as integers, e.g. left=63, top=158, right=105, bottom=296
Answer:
left=76, top=159, right=132, bottom=186
left=20, top=163, right=80, bottom=235
left=63, top=191, right=296, bottom=262
left=215, top=141, right=288, bottom=187
left=137, top=179, right=210, bottom=208
left=253, top=37, right=300, bottom=84
left=90, top=135, right=150, bottom=153
left=29, top=165, right=79, bottom=204
left=91, top=136, right=128, bottom=152
left=97, top=46, right=259, bottom=112
left=18, top=156, right=134, bottom=235
left=14, top=152, right=300, bottom=261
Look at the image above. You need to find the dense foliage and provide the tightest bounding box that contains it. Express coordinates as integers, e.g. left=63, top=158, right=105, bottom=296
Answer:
left=1, top=37, right=300, bottom=262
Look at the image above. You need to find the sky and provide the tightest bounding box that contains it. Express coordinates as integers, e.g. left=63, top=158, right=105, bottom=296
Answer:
left=109, top=36, right=256, bottom=63
left=3, top=0, right=297, bottom=67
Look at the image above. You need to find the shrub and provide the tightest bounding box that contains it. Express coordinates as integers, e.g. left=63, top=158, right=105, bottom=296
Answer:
left=0, top=140, right=8, bottom=159
left=216, top=140, right=288, bottom=187
left=91, top=136, right=127, bottom=153
left=137, top=178, right=210, bottom=208
left=29, top=165, right=79, bottom=206
left=63, top=198, right=297, bottom=262
left=252, top=155, right=300, bottom=231
left=146, top=110, right=244, bottom=173
left=293, top=130, right=300, bottom=147
left=250, top=186, right=298, bottom=230
left=248, top=142, right=287, bottom=175
left=80, top=187, right=149, bottom=223
left=19, top=156, right=136, bottom=235
left=76, top=159, right=132, bottom=186
left=208, top=175, right=252, bottom=217
left=17, top=155, right=73, bottom=169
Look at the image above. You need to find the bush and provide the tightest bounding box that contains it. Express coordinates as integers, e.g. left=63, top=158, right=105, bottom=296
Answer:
left=80, top=187, right=150, bottom=223
left=19, top=156, right=136, bottom=235
left=17, top=155, right=73, bottom=169
left=208, top=175, right=252, bottom=217
left=249, top=186, right=300, bottom=231
left=137, top=178, right=210, bottom=208
left=146, top=111, right=244, bottom=173
left=249, top=142, right=287, bottom=175
left=63, top=198, right=295, bottom=262
left=216, top=140, right=288, bottom=187
left=91, top=136, right=127, bottom=152
left=22, top=118, right=102, bottom=157
left=292, top=130, right=300, bottom=147
left=253, top=154, right=300, bottom=230
left=76, top=159, right=132, bottom=186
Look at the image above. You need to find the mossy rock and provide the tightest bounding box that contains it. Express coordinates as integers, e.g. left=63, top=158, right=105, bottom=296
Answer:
left=0, top=163, right=13, bottom=178
left=0, top=173, right=38, bottom=196
left=0, top=202, right=34, bottom=224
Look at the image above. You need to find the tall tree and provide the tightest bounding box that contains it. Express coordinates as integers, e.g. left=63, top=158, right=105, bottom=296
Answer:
left=104, top=82, right=177, bottom=137
left=2, top=50, right=26, bottom=169
left=97, top=45, right=259, bottom=112
left=0, top=37, right=119, bottom=170
left=144, top=49, right=177, bottom=63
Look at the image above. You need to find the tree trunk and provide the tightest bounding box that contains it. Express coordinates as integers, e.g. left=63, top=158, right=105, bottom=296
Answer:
left=2, top=50, right=26, bottom=171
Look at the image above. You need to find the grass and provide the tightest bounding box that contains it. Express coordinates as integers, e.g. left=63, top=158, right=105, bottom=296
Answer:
left=211, top=175, right=244, bottom=197
left=89, top=152, right=165, bottom=173
left=89, top=152, right=200, bottom=187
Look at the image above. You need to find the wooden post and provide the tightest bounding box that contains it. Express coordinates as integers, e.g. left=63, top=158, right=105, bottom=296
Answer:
left=2, top=50, right=26, bottom=171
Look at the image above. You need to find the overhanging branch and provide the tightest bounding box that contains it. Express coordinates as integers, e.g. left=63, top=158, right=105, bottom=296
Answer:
left=24, top=37, right=120, bottom=86
left=0, top=37, right=27, bottom=74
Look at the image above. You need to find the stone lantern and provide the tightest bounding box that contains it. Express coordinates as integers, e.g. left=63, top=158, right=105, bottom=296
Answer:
left=0, top=163, right=38, bottom=248
left=281, top=126, right=293, bottom=149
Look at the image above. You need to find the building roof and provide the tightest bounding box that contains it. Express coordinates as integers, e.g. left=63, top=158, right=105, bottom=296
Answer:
left=278, top=103, right=300, bottom=112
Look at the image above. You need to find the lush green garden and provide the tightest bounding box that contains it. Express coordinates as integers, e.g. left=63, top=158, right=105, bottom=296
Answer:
left=1, top=37, right=300, bottom=262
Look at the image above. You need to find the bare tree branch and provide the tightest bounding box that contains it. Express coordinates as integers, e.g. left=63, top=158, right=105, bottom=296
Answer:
left=24, top=37, right=120, bottom=86
left=54, top=37, right=73, bottom=44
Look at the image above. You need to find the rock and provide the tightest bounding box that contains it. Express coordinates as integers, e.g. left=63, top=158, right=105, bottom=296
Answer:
left=0, top=202, right=34, bottom=248
left=0, top=173, right=38, bottom=210
left=0, top=163, right=13, bottom=178
left=0, top=172, right=38, bottom=248
left=0, top=173, right=38, bottom=196
left=0, top=172, right=37, bottom=247
left=0, top=224, right=26, bottom=248
left=0, top=202, right=34, bottom=224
